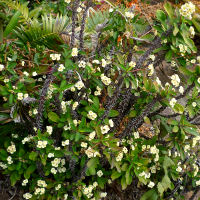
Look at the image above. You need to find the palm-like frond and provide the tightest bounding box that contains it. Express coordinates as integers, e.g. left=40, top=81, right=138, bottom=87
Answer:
left=0, top=0, right=29, bottom=21
left=14, top=14, right=69, bottom=50
left=86, top=10, right=109, bottom=33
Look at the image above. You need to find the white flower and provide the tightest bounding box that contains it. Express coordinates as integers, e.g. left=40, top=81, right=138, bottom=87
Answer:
left=78, top=60, right=86, bottom=68
left=102, top=59, right=107, bottom=67
left=101, top=125, right=110, bottom=134
left=71, top=48, right=78, bottom=57
left=24, top=93, right=29, bottom=99
left=100, top=192, right=107, bottom=198
left=148, top=64, right=154, bottom=76
left=109, top=8, right=113, bottom=12
left=122, top=147, right=128, bottom=154
left=89, top=131, right=96, bottom=141
left=22, top=179, right=28, bottom=186
left=37, top=180, right=47, bottom=188
left=129, top=61, right=136, bottom=68
left=0, top=64, right=4, bottom=71
left=17, top=93, right=24, bottom=100
left=50, top=54, right=61, bottom=61
left=33, top=109, right=38, bottom=115
left=133, top=131, right=139, bottom=139
left=179, top=86, right=184, bottom=94
left=4, top=78, right=9, bottom=83
left=7, top=156, right=13, bottom=164
left=191, top=59, right=196, bottom=64
left=150, top=145, right=159, bottom=154
left=75, top=81, right=84, bottom=90
left=51, top=168, right=57, bottom=174
left=23, top=71, right=29, bottom=76
left=37, top=140, right=48, bottom=148
left=62, top=140, right=69, bottom=146
left=87, top=111, right=97, bottom=120
left=125, top=11, right=134, bottom=19
left=51, top=158, right=61, bottom=167
left=46, top=126, right=53, bottom=135
left=32, top=71, right=37, bottom=76
left=170, top=74, right=180, bottom=87
left=7, top=143, right=16, bottom=154
left=65, top=0, right=71, bottom=3
left=109, top=119, right=114, bottom=127
left=149, top=55, right=155, bottom=61
left=92, top=60, right=100, bottom=64
left=55, top=184, right=61, bottom=191
left=58, top=64, right=65, bottom=72
left=189, top=26, right=195, bottom=37
left=176, top=166, right=182, bottom=172
left=101, top=74, right=111, bottom=86
left=192, top=102, right=197, bottom=107
left=81, top=142, right=88, bottom=148
left=48, top=153, right=54, bottom=158
left=170, top=98, right=177, bottom=108
left=148, top=181, right=155, bottom=188
left=196, top=180, right=200, bottom=186
left=23, top=193, right=32, bottom=199
left=97, top=170, right=103, bottom=177
left=64, top=194, right=68, bottom=200
left=72, top=101, right=78, bottom=110
left=116, top=151, right=123, bottom=162
left=179, top=2, right=195, bottom=19
left=77, top=7, right=82, bottom=12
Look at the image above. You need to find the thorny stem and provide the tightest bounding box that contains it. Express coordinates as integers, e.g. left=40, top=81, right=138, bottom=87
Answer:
left=70, top=0, right=80, bottom=48
left=135, top=28, right=172, bottom=70
left=99, top=77, right=124, bottom=121
left=79, top=0, right=92, bottom=50
left=120, top=97, right=161, bottom=138
left=35, top=65, right=59, bottom=131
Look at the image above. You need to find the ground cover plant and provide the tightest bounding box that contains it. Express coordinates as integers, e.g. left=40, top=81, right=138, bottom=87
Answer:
left=0, top=0, right=200, bottom=199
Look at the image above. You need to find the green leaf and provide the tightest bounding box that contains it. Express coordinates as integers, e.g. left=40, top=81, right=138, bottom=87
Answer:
left=125, top=170, right=132, bottom=185
left=24, top=164, right=36, bottom=179
left=111, top=170, right=121, bottom=180
left=164, top=2, right=174, bottom=20
left=4, top=11, right=21, bottom=37
left=48, top=112, right=59, bottom=122
left=156, top=10, right=167, bottom=24
left=172, top=126, right=179, bottom=133
left=183, top=127, right=199, bottom=136
left=10, top=171, right=21, bottom=186
left=87, top=157, right=99, bottom=176
left=29, top=151, right=38, bottom=161
left=108, top=110, right=119, bottom=117
left=140, top=189, right=158, bottom=200
left=165, top=50, right=173, bottom=62
left=121, top=176, right=127, bottom=190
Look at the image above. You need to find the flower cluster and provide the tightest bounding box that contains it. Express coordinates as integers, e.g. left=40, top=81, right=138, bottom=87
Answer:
left=179, top=2, right=195, bottom=20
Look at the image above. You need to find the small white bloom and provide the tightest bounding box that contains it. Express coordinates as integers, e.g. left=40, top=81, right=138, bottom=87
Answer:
left=58, top=64, right=65, bottom=72
left=0, top=64, right=4, bottom=71
left=75, top=81, right=84, bottom=90
left=17, top=93, right=24, bottom=100
left=62, top=140, right=69, bottom=146
left=46, top=126, right=53, bottom=135
left=170, top=98, right=177, bottom=108
left=71, top=48, right=78, bottom=57
left=192, top=102, right=197, bottom=107
left=129, top=61, right=136, bottom=68
left=133, top=131, right=140, bottom=139
left=179, top=86, right=184, bottom=94
left=32, top=71, right=37, bottom=77
left=148, top=181, right=155, bottom=188
left=48, top=153, right=54, bottom=158
left=101, top=125, right=110, bottom=134
left=109, top=119, right=114, bottom=127
left=97, top=170, right=103, bottom=177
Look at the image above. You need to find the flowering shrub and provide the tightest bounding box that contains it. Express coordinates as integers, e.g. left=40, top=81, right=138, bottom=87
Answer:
left=0, top=0, right=200, bottom=199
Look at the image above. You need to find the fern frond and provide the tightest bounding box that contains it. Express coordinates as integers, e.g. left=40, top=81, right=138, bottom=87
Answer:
left=14, top=14, right=69, bottom=50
